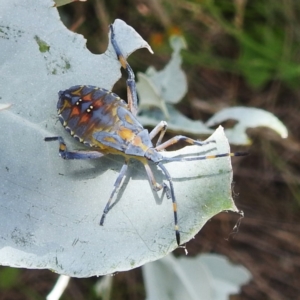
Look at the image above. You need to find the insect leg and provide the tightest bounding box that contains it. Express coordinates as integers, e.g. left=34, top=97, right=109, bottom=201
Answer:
left=100, top=159, right=129, bottom=226
left=149, top=121, right=168, bottom=147
left=143, top=160, right=165, bottom=191
left=164, top=151, right=248, bottom=163
left=157, top=162, right=180, bottom=246
left=44, top=136, right=104, bottom=159
left=155, top=135, right=216, bottom=152
left=110, top=24, right=138, bottom=116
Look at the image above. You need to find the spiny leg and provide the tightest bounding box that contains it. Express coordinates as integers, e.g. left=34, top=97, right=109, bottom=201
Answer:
left=149, top=121, right=168, bottom=147
left=44, top=136, right=104, bottom=159
left=143, top=160, right=171, bottom=198
left=157, top=153, right=248, bottom=246
left=157, top=162, right=180, bottom=246
left=155, top=135, right=216, bottom=152
left=150, top=121, right=216, bottom=149
left=100, top=159, right=129, bottom=226
left=149, top=123, right=245, bottom=160
left=163, top=151, right=248, bottom=163
left=110, top=24, right=138, bottom=116
left=143, top=161, right=163, bottom=191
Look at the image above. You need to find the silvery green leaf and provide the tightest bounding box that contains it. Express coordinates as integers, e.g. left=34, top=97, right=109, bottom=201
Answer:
left=137, top=35, right=187, bottom=120
left=206, top=107, right=288, bottom=145
left=136, top=72, right=170, bottom=119
left=143, top=253, right=252, bottom=300
left=137, top=35, right=213, bottom=135
left=148, top=35, right=188, bottom=105
left=0, top=0, right=239, bottom=277
left=138, top=104, right=213, bottom=135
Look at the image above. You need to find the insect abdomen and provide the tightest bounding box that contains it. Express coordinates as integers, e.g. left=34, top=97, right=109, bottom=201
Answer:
left=57, top=85, right=126, bottom=145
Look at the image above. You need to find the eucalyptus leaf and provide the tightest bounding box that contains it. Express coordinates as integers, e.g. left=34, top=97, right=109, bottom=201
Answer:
left=136, top=72, right=170, bottom=119
left=136, top=35, right=187, bottom=119
left=205, top=107, right=288, bottom=145
left=0, top=0, right=239, bottom=277
left=138, top=104, right=213, bottom=135
left=143, top=253, right=252, bottom=300
left=147, top=35, right=188, bottom=105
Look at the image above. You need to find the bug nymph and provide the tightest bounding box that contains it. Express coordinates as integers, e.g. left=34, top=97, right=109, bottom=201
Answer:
left=45, top=24, right=246, bottom=246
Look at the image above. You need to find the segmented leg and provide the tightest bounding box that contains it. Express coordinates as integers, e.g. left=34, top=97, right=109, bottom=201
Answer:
left=100, top=160, right=129, bottom=226
left=149, top=121, right=247, bottom=162
left=157, top=162, right=180, bottom=245
left=163, top=151, right=248, bottom=163
left=110, top=24, right=138, bottom=116
left=143, top=160, right=171, bottom=198
left=155, top=135, right=216, bottom=152
left=149, top=121, right=216, bottom=150
left=148, top=121, right=247, bottom=245
left=149, top=121, right=168, bottom=147
left=147, top=121, right=247, bottom=162
left=109, top=24, right=176, bottom=236
left=143, top=161, right=164, bottom=191
left=44, top=136, right=104, bottom=159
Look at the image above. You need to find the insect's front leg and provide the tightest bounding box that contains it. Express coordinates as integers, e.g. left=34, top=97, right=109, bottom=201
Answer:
left=44, top=136, right=104, bottom=160
left=149, top=121, right=168, bottom=147
left=149, top=122, right=217, bottom=151
left=110, top=24, right=138, bottom=116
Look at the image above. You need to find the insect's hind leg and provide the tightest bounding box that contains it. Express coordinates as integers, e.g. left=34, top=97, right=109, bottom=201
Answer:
left=44, top=136, right=104, bottom=159
left=142, top=159, right=179, bottom=245
left=99, top=159, right=129, bottom=226
left=110, top=24, right=138, bottom=116
left=157, top=162, right=180, bottom=246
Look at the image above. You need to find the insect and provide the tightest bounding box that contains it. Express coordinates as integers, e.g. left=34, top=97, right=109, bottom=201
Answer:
left=45, top=24, right=246, bottom=246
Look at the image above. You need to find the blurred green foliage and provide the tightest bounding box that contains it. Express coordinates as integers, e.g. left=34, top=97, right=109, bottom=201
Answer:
left=0, top=267, right=20, bottom=289
left=186, top=0, right=300, bottom=88
left=59, top=0, right=300, bottom=89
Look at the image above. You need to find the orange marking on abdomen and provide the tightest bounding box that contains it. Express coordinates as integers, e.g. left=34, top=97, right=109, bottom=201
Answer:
left=93, top=98, right=105, bottom=109
left=78, top=113, right=91, bottom=125
left=69, top=105, right=80, bottom=118
left=82, top=93, right=93, bottom=101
